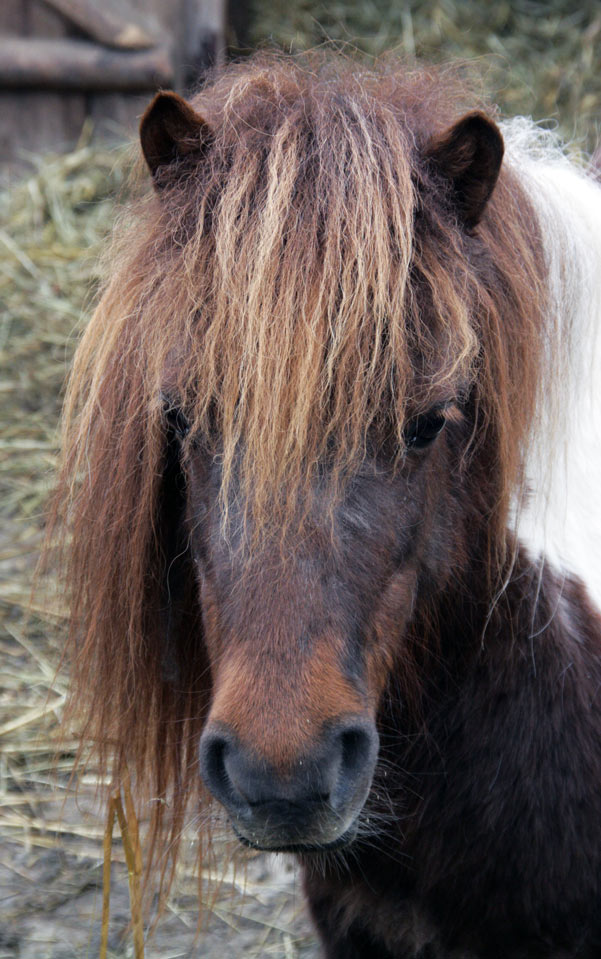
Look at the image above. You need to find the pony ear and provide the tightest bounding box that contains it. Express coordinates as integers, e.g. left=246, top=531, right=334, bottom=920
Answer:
left=426, top=112, right=504, bottom=228
left=140, top=91, right=211, bottom=184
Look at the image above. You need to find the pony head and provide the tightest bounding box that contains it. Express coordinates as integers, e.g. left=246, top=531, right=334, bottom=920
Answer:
left=53, top=54, right=545, bottom=867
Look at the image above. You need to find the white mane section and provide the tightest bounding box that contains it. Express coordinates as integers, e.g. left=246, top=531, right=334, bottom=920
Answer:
left=502, top=118, right=601, bottom=611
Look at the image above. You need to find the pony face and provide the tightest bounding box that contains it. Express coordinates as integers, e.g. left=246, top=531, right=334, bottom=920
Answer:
left=179, top=402, right=461, bottom=851
left=137, top=71, right=507, bottom=853
left=56, top=57, right=548, bottom=891
left=133, top=74, right=507, bottom=850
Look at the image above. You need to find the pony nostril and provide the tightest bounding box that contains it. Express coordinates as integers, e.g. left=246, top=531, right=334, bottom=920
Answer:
left=202, top=735, right=226, bottom=785
left=199, top=729, right=243, bottom=809
left=340, top=724, right=378, bottom=774
left=341, top=727, right=371, bottom=772
left=329, top=721, right=379, bottom=810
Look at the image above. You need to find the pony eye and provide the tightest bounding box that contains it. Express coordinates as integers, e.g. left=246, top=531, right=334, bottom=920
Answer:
left=404, top=410, right=447, bottom=450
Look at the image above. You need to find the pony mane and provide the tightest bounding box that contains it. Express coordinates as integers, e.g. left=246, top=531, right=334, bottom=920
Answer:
left=49, top=52, right=553, bottom=898
left=501, top=118, right=601, bottom=610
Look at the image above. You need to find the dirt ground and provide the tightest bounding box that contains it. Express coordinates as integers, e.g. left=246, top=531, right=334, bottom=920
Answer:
left=0, top=828, right=319, bottom=958
left=0, top=752, right=320, bottom=959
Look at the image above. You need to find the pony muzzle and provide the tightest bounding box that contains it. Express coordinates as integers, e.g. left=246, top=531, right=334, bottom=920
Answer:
left=199, top=718, right=379, bottom=851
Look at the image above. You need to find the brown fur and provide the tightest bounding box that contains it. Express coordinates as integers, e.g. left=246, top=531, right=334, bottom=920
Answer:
left=210, top=637, right=366, bottom=767
left=47, top=52, right=548, bottom=904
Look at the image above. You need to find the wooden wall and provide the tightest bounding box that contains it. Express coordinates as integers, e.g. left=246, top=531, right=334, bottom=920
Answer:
left=0, top=0, right=229, bottom=167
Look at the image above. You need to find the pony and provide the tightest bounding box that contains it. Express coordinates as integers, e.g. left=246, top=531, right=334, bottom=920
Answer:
left=51, top=53, right=601, bottom=958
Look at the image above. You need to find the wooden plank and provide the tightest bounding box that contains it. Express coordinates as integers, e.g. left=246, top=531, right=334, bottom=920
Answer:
left=0, top=38, right=173, bottom=91
left=180, top=0, right=226, bottom=87
left=88, top=92, right=149, bottom=142
left=26, top=0, right=72, bottom=38
left=228, top=0, right=252, bottom=52
left=129, top=0, right=181, bottom=34
left=0, top=0, right=28, bottom=33
left=40, top=0, right=163, bottom=50
left=0, top=0, right=71, bottom=42
left=0, top=91, right=87, bottom=170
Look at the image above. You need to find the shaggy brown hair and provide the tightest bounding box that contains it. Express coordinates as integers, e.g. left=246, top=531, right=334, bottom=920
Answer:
left=49, top=53, right=546, bottom=897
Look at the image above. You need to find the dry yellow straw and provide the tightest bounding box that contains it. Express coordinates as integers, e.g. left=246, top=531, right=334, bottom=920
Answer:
left=100, top=775, right=145, bottom=959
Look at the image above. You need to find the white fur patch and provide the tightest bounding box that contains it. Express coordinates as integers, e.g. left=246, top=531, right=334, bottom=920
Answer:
left=502, top=119, right=601, bottom=612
